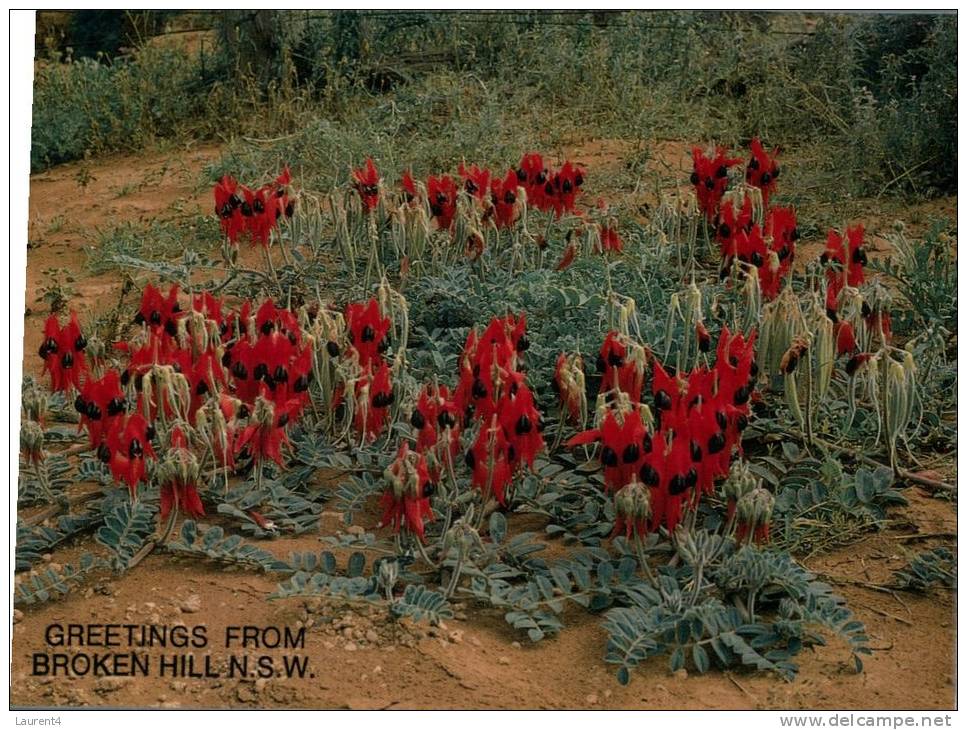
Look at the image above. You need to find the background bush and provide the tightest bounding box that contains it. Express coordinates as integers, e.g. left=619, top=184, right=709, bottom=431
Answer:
left=31, top=10, right=956, bottom=197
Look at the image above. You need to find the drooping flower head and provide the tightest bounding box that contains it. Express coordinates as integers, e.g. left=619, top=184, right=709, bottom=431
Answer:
left=745, top=138, right=780, bottom=206
left=352, top=158, right=381, bottom=211
left=158, top=426, right=205, bottom=522
left=379, top=442, right=435, bottom=542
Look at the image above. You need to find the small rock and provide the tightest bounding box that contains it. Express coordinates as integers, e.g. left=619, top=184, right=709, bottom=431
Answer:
left=344, top=642, right=358, bottom=652
left=470, top=637, right=481, bottom=648
left=170, top=681, right=186, bottom=693
left=13, top=609, right=23, bottom=624
left=365, top=629, right=379, bottom=643
left=236, top=685, right=257, bottom=703
left=498, top=656, right=510, bottom=665
left=254, top=678, right=268, bottom=694
left=585, top=693, right=599, bottom=706
left=42, top=553, right=52, bottom=562
left=604, top=689, right=612, bottom=699
left=346, top=525, right=365, bottom=536
left=511, top=641, right=521, bottom=649
left=672, top=668, right=688, bottom=680
left=448, top=630, right=463, bottom=644
left=373, top=666, right=382, bottom=675
left=179, top=594, right=202, bottom=614
left=342, top=627, right=354, bottom=640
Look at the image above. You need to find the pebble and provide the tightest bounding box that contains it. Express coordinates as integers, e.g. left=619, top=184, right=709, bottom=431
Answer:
left=470, top=637, right=482, bottom=648
left=673, top=668, right=688, bottom=680
left=448, top=630, right=463, bottom=644
left=365, top=629, right=379, bottom=643
left=346, top=525, right=365, bottom=536
left=498, top=656, right=511, bottom=665
left=511, top=641, right=521, bottom=649
left=13, top=609, right=23, bottom=624
left=344, top=642, right=358, bottom=652
left=373, top=666, right=382, bottom=675
left=254, top=678, right=268, bottom=694
left=585, top=693, right=599, bottom=706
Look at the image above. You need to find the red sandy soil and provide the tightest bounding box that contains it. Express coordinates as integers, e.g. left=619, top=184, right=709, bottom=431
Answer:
left=13, top=144, right=956, bottom=709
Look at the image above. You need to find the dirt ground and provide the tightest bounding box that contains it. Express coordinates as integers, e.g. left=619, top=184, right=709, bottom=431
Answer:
left=13, top=144, right=957, bottom=709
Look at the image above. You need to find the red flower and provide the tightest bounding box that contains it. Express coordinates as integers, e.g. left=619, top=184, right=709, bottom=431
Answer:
left=765, top=206, right=797, bottom=281
left=379, top=443, right=434, bottom=542
left=411, top=383, right=461, bottom=477
left=745, top=138, right=780, bottom=206
left=106, top=413, right=156, bottom=495
left=354, top=360, right=394, bottom=441
left=458, top=162, right=491, bottom=202
left=823, top=225, right=866, bottom=310
left=467, top=414, right=514, bottom=506
left=714, top=195, right=753, bottom=260
left=516, top=152, right=549, bottom=210
left=835, top=321, right=858, bottom=356
left=546, top=161, right=585, bottom=218
left=74, top=369, right=126, bottom=448
left=691, top=146, right=742, bottom=220
left=599, top=225, right=623, bottom=253
left=597, top=331, right=646, bottom=402
left=159, top=427, right=205, bottom=522
left=352, top=158, right=381, bottom=211
left=400, top=170, right=418, bottom=203
left=345, top=298, right=391, bottom=370
left=488, top=169, right=521, bottom=229
left=136, top=283, right=181, bottom=338
left=556, top=242, right=577, bottom=271
left=427, top=174, right=458, bottom=230
left=39, top=311, right=88, bottom=393
left=497, top=372, right=545, bottom=470
left=235, top=395, right=294, bottom=467
left=214, top=175, right=245, bottom=243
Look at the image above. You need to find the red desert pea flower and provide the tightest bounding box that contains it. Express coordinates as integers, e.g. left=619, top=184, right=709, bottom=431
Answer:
left=39, top=311, right=88, bottom=393
left=345, top=298, right=391, bottom=369
left=213, top=175, right=246, bottom=243
left=497, top=371, right=545, bottom=469
left=74, top=369, right=126, bottom=448
left=691, top=146, right=742, bottom=220
left=427, top=174, right=458, bottom=230
left=822, top=225, right=867, bottom=310
left=466, top=414, right=515, bottom=506
left=599, top=225, right=623, bottom=253
left=136, top=283, right=182, bottom=338
left=158, top=427, right=205, bottom=522
left=745, top=138, right=781, bottom=206
left=106, top=413, right=156, bottom=495
left=488, top=169, right=521, bottom=229
left=714, top=195, right=753, bottom=260
left=235, top=395, right=294, bottom=468
left=355, top=360, right=395, bottom=441
left=546, top=161, right=585, bottom=218
left=379, top=443, right=435, bottom=542
left=352, top=158, right=381, bottom=211
left=516, top=152, right=549, bottom=210
left=400, top=170, right=418, bottom=203
left=458, top=162, right=492, bottom=202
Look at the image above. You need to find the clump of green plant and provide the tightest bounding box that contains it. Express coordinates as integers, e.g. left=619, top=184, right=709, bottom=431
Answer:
left=88, top=216, right=220, bottom=274
left=893, top=547, right=955, bottom=592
